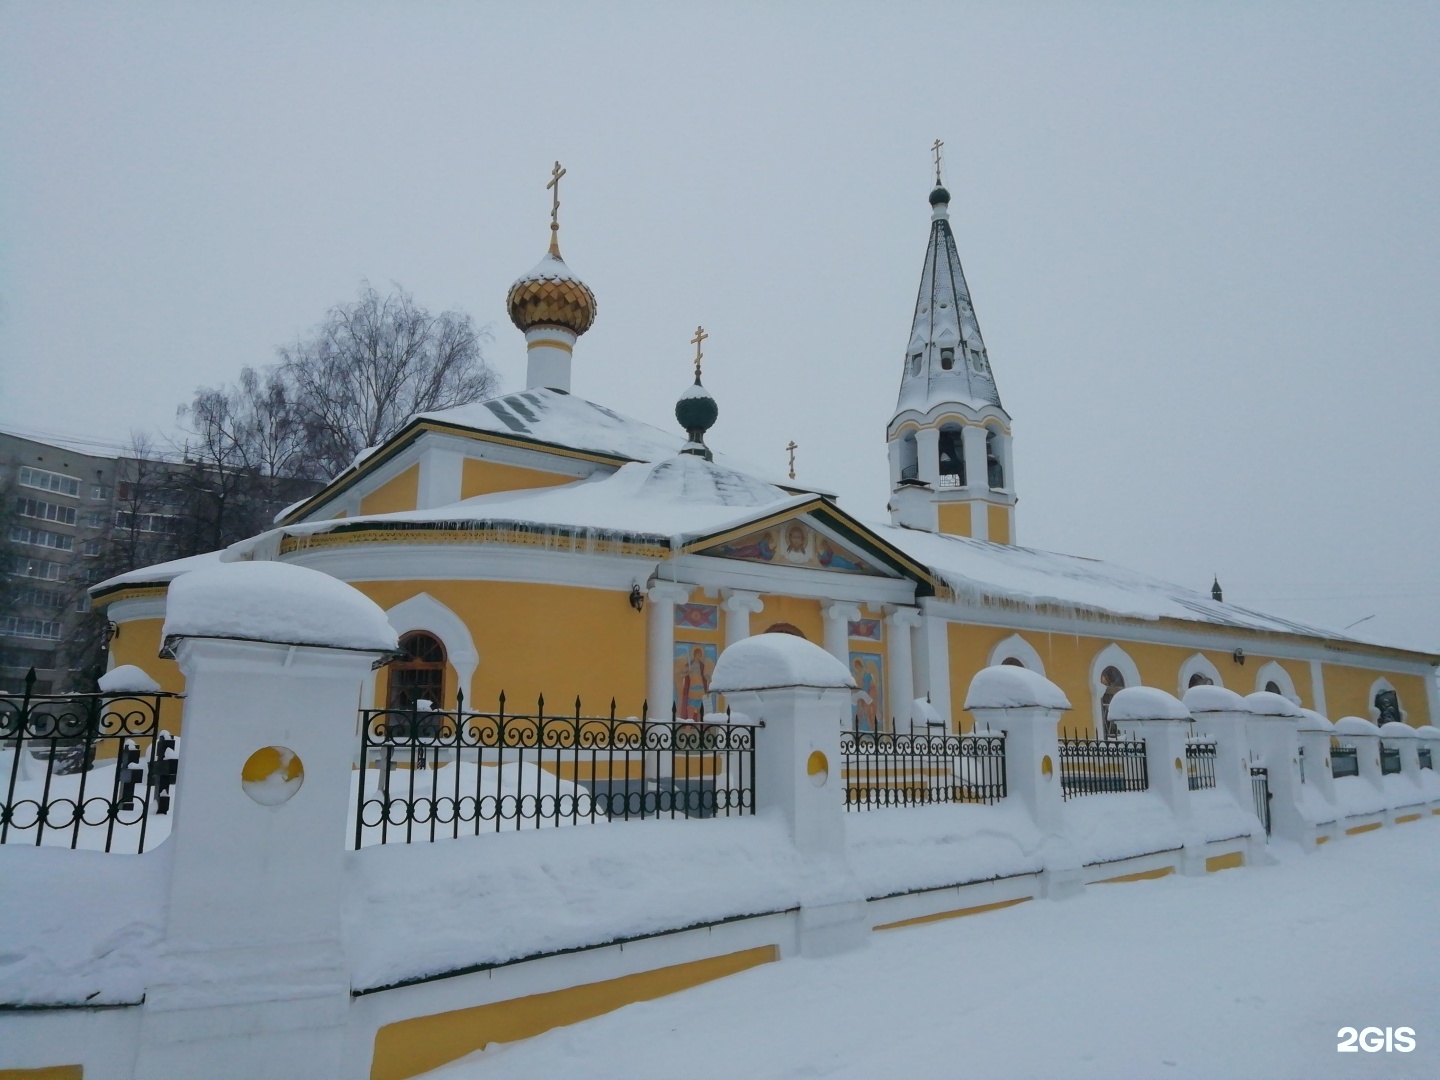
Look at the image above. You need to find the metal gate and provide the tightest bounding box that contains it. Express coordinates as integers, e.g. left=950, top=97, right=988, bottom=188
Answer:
left=1250, top=766, right=1272, bottom=836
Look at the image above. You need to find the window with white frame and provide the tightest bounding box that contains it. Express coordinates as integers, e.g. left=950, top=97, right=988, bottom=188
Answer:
left=1, top=616, right=63, bottom=640
left=9, top=526, right=74, bottom=551
left=18, top=466, right=81, bottom=498
left=11, top=557, right=65, bottom=581
left=15, top=497, right=77, bottom=526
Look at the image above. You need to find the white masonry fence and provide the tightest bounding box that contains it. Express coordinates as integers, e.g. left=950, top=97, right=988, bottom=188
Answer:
left=3, top=562, right=1438, bottom=1080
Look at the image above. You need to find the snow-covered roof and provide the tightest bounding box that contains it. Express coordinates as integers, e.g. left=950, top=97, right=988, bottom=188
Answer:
left=1108, top=686, right=1190, bottom=722
left=892, top=192, right=1003, bottom=417
left=417, top=387, right=808, bottom=492
left=1183, top=685, right=1248, bottom=714
left=710, top=633, right=856, bottom=693
left=90, top=549, right=228, bottom=594
left=286, top=453, right=813, bottom=548
left=964, top=665, right=1071, bottom=711
left=870, top=524, right=1356, bottom=641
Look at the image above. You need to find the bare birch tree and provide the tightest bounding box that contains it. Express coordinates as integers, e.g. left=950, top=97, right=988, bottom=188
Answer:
left=278, top=283, right=497, bottom=478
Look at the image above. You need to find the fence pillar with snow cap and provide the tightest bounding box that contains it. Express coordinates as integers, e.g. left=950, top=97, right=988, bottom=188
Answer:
left=134, top=561, right=399, bottom=1080
left=710, top=632, right=868, bottom=958
left=1245, top=691, right=1308, bottom=843
left=1108, top=687, right=1203, bottom=869
left=1379, top=721, right=1425, bottom=810
left=1296, top=710, right=1339, bottom=840
left=1334, top=715, right=1386, bottom=802
left=964, top=666, right=1079, bottom=898
left=1184, top=685, right=1254, bottom=812
left=1417, top=727, right=1440, bottom=804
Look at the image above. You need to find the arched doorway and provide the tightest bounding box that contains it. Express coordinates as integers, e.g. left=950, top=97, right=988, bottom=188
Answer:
left=763, top=623, right=807, bottom=640
left=387, top=631, right=447, bottom=710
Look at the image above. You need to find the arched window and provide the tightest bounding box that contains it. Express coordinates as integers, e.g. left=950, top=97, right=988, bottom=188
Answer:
left=986, top=429, right=1004, bottom=489
left=1374, top=688, right=1402, bottom=726
left=763, top=622, right=807, bottom=640
left=898, top=432, right=919, bottom=482
left=1177, top=653, right=1222, bottom=696
left=940, top=346, right=956, bottom=371
left=988, top=633, right=1045, bottom=676
left=1254, top=661, right=1298, bottom=704
left=1189, top=673, right=1214, bottom=688
left=1099, top=665, right=1125, bottom=736
left=1001, top=657, right=1024, bottom=668
left=1264, top=681, right=1282, bottom=695
left=938, top=426, right=965, bottom=488
left=388, top=631, right=447, bottom=710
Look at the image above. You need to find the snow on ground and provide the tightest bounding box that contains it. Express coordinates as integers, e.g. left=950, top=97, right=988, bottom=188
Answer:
left=422, top=818, right=1440, bottom=1080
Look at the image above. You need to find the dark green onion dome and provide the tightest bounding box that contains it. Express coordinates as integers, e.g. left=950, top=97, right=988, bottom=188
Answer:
left=929, top=185, right=951, bottom=207
left=676, top=377, right=718, bottom=458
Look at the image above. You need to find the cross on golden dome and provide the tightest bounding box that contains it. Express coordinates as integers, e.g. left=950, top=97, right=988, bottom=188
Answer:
left=691, top=325, right=708, bottom=379
left=547, top=161, right=566, bottom=253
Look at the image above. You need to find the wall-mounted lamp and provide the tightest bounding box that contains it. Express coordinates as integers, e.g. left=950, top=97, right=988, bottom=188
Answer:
left=628, top=584, right=645, bottom=612
left=1232, top=648, right=1245, bottom=666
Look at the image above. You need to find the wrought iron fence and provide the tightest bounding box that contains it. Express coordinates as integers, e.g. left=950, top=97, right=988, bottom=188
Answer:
left=841, top=728, right=1006, bottom=810
left=353, top=691, right=757, bottom=848
left=1251, top=766, right=1272, bottom=835
left=1331, top=745, right=1360, bottom=779
left=1057, top=732, right=1148, bottom=799
left=1380, top=745, right=1402, bottom=775
left=1, top=669, right=181, bottom=853
left=1421, top=747, right=1434, bottom=771
left=1185, top=741, right=1218, bottom=791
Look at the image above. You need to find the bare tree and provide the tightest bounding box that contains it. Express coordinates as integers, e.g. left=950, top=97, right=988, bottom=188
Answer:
left=278, top=283, right=497, bottom=478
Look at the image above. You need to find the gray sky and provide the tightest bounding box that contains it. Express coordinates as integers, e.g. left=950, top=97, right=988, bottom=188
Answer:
left=3, top=2, right=1437, bottom=652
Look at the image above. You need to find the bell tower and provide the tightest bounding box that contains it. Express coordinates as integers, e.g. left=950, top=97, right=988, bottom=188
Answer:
left=886, top=149, right=1016, bottom=544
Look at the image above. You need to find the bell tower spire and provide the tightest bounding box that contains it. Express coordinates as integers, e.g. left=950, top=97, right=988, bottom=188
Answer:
left=886, top=151, right=1017, bottom=543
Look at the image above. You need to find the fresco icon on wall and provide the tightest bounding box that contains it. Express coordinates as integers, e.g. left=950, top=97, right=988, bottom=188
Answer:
left=674, top=641, right=718, bottom=721
left=849, top=652, right=884, bottom=733
left=701, top=519, right=877, bottom=575
left=848, top=618, right=882, bottom=641
left=674, top=603, right=719, bottom=630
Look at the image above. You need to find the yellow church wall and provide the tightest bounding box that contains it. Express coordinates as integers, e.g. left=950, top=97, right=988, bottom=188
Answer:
left=359, top=465, right=419, bottom=516
left=987, top=504, right=1010, bottom=545
left=460, top=458, right=577, bottom=500
left=937, top=503, right=970, bottom=538
left=756, top=595, right=824, bottom=645
left=353, top=580, right=647, bottom=716
left=104, top=614, right=187, bottom=737
left=940, top=621, right=1428, bottom=733
left=1321, top=664, right=1432, bottom=726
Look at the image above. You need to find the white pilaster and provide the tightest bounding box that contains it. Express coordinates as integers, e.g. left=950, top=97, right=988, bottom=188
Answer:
left=961, top=424, right=988, bottom=496
left=1308, top=660, right=1328, bottom=718
left=721, top=590, right=764, bottom=650
left=969, top=500, right=988, bottom=541
left=885, top=607, right=923, bottom=731
left=919, top=613, right=952, bottom=729
left=646, top=582, right=690, bottom=718
left=416, top=445, right=463, bottom=511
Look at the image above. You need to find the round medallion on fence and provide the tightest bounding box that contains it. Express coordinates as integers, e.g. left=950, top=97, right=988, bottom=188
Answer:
left=807, top=750, right=829, bottom=788
left=1175, top=757, right=1183, bottom=772
left=241, top=745, right=305, bottom=806
left=1041, top=754, right=1053, bottom=778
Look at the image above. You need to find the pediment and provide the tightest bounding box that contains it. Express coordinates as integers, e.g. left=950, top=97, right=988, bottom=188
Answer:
left=694, top=517, right=881, bottom=576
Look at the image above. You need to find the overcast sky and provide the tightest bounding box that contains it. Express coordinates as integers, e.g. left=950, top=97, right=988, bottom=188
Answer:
left=2, top=3, right=1437, bottom=653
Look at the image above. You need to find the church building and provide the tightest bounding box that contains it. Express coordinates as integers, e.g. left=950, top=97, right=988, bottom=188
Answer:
left=93, top=165, right=1439, bottom=736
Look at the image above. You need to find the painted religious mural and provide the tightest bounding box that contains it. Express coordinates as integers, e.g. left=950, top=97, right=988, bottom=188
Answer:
left=674, top=641, right=718, bottom=721
left=848, top=618, right=882, bottom=641
left=699, top=519, right=877, bottom=575
left=674, top=603, right=719, bottom=630
left=850, top=651, right=884, bottom=732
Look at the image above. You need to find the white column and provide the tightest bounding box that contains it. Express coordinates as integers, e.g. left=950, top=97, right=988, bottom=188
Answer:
left=821, top=601, right=861, bottom=669
left=646, top=582, right=690, bottom=719
left=961, top=425, right=988, bottom=495
left=416, top=445, right=463, bottom=510
left=886, top=438, right=904, bottom=489
left=721, top=590, right=764, bottom=650
left=914, top=427, right=941, bottom=487
left=919, top=613, right=952, bottom=729
left=969, top=500, right=988, bottom=541
left=885, top=607, right=923, bottom=731
left=997, top=430, right=1015, bottom=494
left=1308, top=660, right=1329, bottom=718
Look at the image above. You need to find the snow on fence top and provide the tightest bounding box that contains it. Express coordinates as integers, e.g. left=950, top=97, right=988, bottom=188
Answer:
left=96, top=665, right=162, bottom=694
left=1335, top=716, right=1381, bottom=737
left=710, top=633, right=855, bottom=693
left=1182, top=684, right=1248, bottom=713
left=964, top=665, right=1071, bottom=711
left=162, top=561, right=400, bottom=653
left=1106, top=686, right=1189, bottom=722
left=1297, top=709, right=1334, bottom=733
left=1379, top=721, right=1417, bottom=739
left=1416, top=726, right=1440, bottom=741
left=1244, top=691, right=1303, bottom=718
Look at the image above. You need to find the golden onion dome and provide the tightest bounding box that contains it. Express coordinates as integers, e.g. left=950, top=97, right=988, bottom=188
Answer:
left=506, top=248, right=598, bottom=336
